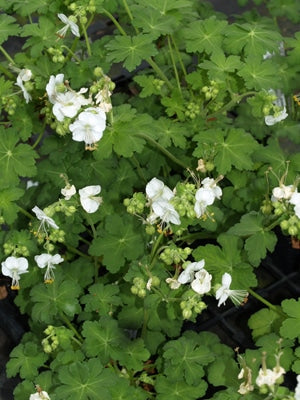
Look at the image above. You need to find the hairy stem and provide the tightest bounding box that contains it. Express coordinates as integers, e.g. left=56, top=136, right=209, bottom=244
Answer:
left=248, top=288, right=286, bottom=317
left=167, top=35, right=181, bottom=93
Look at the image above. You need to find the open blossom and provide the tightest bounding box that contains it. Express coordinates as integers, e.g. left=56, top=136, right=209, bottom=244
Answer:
left=35, top=253, right=64, bottom=283
left=201, top=177, right=222, bottom=199
left=215, top=273, right=248, bottom=307
left=79, top=185, right=102, bottom=213
left=271, top=184, right=295, bottom=201
left=166, top=277, right=181, bottom=290
left=146, top=178, right=174, bottom=203
left=61, top=184, right=76, bottom=200
left=52, top=90, right=91, bottom=122
left=256, top=366, right=285, bottom=387
left=238, top=367, right=254, bottom=395
left=57, top=13, right=80, bottom=38
left=70, top=107, right=106, bottom=149
left=15, top=69, right=32, bottom=103
left=265, top=90, right=288, bottom=126
left=194, top=188, right=215, bottom=218
left=46, top=74, right=65, bottom=104
left=1, top=256, right=28, bottom=290
left=178, top=260, right=205, bottom=284
left=32, top=206, right=59, bottom=230
left=151, top=200, right=181, bottom=225
left=191, top=269, right=212, bottom=295
left=289, top=192, right=300, bottom=218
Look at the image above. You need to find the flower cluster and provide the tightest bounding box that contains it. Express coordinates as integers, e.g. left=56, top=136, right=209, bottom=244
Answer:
left=46, top=71, right=113, bottom=150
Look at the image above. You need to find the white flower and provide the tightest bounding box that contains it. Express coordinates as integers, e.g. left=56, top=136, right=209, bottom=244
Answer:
left=265, top=107, right=288, bottom=126
left=166, top=277, right=181, bottom=289
left=201, top=177, right=222, bottom=199
left=255, top=366, right=285, bottom=388
left=79, top=185, right=102, bottom=213
left=191, top=269, right=212, bottom=295
left=15, top=69, right=32, bottom=103
left=194, top=188, right=215, bottom=218
left=57, top=13, right=80, bottom=38
left=271, top=184, right=295, bottom=201
left=46, top=74, right=65, bottom=104
left=52, top=91, right=90, bottom=122
left=178, top=260, right=205, bottom=284
left=151, top=200, right=181, bottom=225
left=70, top=107, right=106, bottom=148
left=1, top=256, right=28, bottom=290
left=32, top=206, right=59, bottom=230
left=215, top=273, right=248, bottom=307
left=61, top=184, right=76, bottom=200
left=26, top=180, right=39, bottom=189
left=295, top=375, right=300, bottom=400
left=146, top=178, right=174, bottom=203
left=290, top=192, right=300, bottom=218
left=238, top=367, right=254, bottom=395
left=35, top=253, right=64, bottom=283
left=29, top=390, right=51, bottom=400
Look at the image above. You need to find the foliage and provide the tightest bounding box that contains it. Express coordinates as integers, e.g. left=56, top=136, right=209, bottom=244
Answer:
left=0, top=0, right=300, bottom=399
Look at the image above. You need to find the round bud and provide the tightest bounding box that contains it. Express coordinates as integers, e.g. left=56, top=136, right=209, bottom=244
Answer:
left=280, top=220, right=289, bottom=230
left=131, top=286, right=138, bottom=295
left=138, top=288, right=146, bottom=298
left=182, top=308, right=192, bottom=319
left=288, top=225, right=298, bottom=236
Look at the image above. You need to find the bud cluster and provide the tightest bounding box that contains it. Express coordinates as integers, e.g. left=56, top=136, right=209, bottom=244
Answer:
left=131, top=277, right=147, bottom=298
left=67, top=0, right=96, bottom=22
left=47, top=47, right=65, bottom=64
left=3, top=242, right=30, bottom=257
left=202, top=80, right=219, bottom=101
left=124, top=193, right=146, bottom=215
left=42, top=325, right=59, bottom=354
left=172, top=182, right=196, bottom=218
left=180, top=291, right=207, bottom=319
left=159, top=245, right=192, bottom=266
left=1, top=96, right=17, bottom=115
left=185, top=101, right=200, bottom=120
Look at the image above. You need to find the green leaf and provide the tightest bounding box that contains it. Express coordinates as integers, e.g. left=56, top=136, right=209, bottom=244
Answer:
left=6, top=342, right=48, bottom=380
left=193, top=234, right=257, bottom=288
left=9, top=106, right=34, bottom=141
left=132, top=6, right=178, bottom=38
left=280, top=299, right=300, bottom=340
left=30, top=275, right=82, bottom=324
left=0, top=187, right=24, bottom=223
left=118, top=338, right=150, bottom=371
left=193, top=128, right=258, bottom=174
left=155, top=376, right=207, bottom=400
left=163, top=336, right=214, bottom=385
left=0, top=14, right=20, bottom=44
left=89, top=214, right=145, bottom=273
left=183, top=16, right=227, bottom=55
left=228, top=212, right=277, bottom=266
left=199, top=52, right=242, bottom=81
left=80, top=282, right=122, bottom=315
left=0, top=127, right=37, bottom=187
left=248, top=308, right=281, bottom=339
left=134, top=74, right=165, bottom=98
left=237, top=57, right=279, bottom=90
left=21, top=17, right=56, bottom=57
left=56, top=358, right=114, bottom=400
left=105, top=34, right=158, bottom=72
left=82, top=318, right=128, bottom=364
left=224, top=22, right=282, bottom=57
left=152, top=117, right=187, bottom=149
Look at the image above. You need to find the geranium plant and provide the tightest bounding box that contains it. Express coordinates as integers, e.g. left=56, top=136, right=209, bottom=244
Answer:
left=0, top=0, right=300, bottom=399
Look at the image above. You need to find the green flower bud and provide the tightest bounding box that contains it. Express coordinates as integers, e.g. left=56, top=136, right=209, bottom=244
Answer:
left=131, top=286, right=138, bottom=295
left=138, top=288, right=146, bottom=298
left=182, top=308, right=192, bottom=319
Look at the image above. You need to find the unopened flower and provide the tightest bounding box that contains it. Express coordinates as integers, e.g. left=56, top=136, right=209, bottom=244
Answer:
left=29, top=388, right=51, bottom=400
left=178, top=260, right=205, bottom=284
left=1, top=256, right=28, bottom=290
left=61, top=184, right=76, bottom=200
left=70, top=107, right=106, bottom=149
left=15, top=69, right=32, bottom=103
left=146, top=178, right=174, bottom=203
left=191, top=269, right=212, bottom=295
left=79, top=185, right=102, bottom=213
left=57, top=14, right=80, bottom=38
left=32, top=206, right=59, bottom=230
left=35, top=253, right=64, bottom=284
left=238, top=367, right=254, bottom=395
left=215, top=273, right=248, bottom=307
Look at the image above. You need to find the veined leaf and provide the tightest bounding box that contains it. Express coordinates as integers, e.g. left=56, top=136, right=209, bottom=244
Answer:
left=155, top=376, right=207, bottom=400
left=0, top=14, right=20, bottom=45
left=0, top=187, right=24, bottom=223
left=105, top=34, right=158, bottom=72
left=280, top=299, right=300, bottom=340
left=199, top=52, right=242, bottom=81
left=238, top=57, right=279, bottom=90
left=183, top=16, right=227, bottom=55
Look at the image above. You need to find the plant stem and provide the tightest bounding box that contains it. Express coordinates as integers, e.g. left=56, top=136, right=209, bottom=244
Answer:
left=18, top=206, right=34, bottom=219
left=86, top=213, right=97, bottom=238
left=0, top=45, right=15, bottom=65
left=248, top=288, right=286, bottom=317
left=134, top=132, right=189, bottom=169
left=265, top=215, right=285, bottom=231
left=102, top=9, right=127, bottom=36
left=150, top=233, right=164, bottom=265
left=61, top=45, right=81, bottom=62
left=65, top=37, right=80, bottom=62
left=206, top=91, right=257, bottom=119
left=59, top=312, right=83, bottom=342
left=167, top=35, right=181, bottom=93
left=32, top=122, right=46, bottom=149
left=81, top=23, right=92, bottom=56
left=171, top=35, right=187, bottom=78
left=176, top=231, right=217, bottom=243
left=66, top=244, right=92, bottom=260
left=0, top=63, right=15, bottom=80
left=122, top=0, right=134, bottom=23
